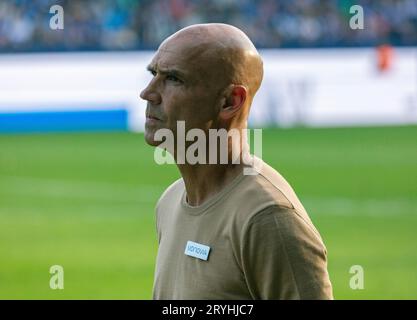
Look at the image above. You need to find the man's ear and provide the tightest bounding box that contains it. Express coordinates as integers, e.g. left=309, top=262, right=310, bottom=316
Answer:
left=219, top=85, right=247, bottom=120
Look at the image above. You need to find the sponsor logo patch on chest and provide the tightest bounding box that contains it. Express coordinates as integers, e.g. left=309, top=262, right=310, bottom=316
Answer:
left=184, top=241, right=211, bottom=261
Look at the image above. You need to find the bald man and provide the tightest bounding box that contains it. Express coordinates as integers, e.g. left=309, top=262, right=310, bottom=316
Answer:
left=140, top=23, right=333, bottom=300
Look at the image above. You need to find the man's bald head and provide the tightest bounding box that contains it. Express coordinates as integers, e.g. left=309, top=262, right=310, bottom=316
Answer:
left=141, top=23, right=263, bottom=146
left=160, top=23, right=263, bottom=103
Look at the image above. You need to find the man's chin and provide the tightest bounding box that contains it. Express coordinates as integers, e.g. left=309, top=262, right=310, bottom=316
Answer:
left=144, top=131, right=162, bottom=147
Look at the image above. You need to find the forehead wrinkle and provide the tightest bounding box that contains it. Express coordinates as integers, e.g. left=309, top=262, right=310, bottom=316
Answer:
left=157, top=47, right=178, bottom=55
left=149, top=51, right=188, bottom=73
left=151, top=49, right=210, bottom=82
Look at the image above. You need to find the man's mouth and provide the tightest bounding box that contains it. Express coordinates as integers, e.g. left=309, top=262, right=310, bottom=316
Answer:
left=146, top=115, right=161, bottom=121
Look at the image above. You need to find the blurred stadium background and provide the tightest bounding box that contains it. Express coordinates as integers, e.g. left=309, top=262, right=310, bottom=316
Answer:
left=0, top=0, right=416, bottom=299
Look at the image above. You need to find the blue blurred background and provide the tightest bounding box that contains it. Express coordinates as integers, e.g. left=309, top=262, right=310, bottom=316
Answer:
left=1, top=0, right=416, bottom=51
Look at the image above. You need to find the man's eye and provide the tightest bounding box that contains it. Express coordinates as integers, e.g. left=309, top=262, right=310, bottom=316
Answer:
left=150, top=70, right=157, bottom=76
left=166, top=75, right=182, bottom=83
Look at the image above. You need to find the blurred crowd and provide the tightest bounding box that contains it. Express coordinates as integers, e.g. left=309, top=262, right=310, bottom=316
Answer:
left=0, top=0, right=416, bottom=52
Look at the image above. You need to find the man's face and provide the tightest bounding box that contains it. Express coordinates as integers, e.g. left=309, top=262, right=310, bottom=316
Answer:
left=140, top=37, right=224, bottom=147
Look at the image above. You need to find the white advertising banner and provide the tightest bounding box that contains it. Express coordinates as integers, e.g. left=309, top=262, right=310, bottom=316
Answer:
left=0, top=48, right=416, bottom=132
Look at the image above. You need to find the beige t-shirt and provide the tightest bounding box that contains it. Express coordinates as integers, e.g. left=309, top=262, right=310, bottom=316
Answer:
left=152, top=158, right=333, bottom=299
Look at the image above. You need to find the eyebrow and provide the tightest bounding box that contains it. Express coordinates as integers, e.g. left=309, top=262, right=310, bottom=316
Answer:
left=146, top=65, right=187, bottom=79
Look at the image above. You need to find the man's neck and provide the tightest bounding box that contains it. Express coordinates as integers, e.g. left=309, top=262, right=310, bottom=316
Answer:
left=177, top=162, right=245, bottom=207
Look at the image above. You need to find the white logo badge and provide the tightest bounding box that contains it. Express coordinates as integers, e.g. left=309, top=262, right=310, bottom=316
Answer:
left=184, top=241, right=211, bottom=261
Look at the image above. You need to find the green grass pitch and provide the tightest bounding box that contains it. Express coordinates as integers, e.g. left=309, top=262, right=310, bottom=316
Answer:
left=0, top=125, right=416, bottom=299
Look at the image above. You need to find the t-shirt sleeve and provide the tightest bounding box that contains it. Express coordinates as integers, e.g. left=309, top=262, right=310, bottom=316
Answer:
left=240, top=205, right=333, bottom=300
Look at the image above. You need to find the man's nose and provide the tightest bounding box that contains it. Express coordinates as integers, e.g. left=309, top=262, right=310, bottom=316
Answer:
left=140, top=82, right=161, bottom=105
